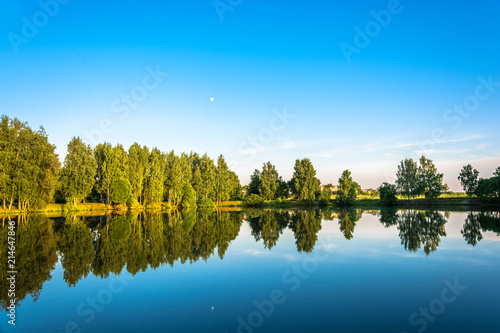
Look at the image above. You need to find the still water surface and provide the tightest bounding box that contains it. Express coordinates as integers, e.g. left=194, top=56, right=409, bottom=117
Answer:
left=1, top=209, right=499, bottom=333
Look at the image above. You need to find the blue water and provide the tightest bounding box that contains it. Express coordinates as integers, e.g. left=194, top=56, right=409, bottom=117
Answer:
left=1, top=210, right=499, bottom=333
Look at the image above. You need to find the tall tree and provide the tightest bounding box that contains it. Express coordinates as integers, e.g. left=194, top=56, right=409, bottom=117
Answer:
left=215, top=155, right=230, bottom=204
left=199, top=153, right=216, bottom=201
left=60, top=137, right=97, bottom=206
left=337, top=170, right=357, bottom=206
left=396, top=158, right=420, bottom=201
left=144, top=148, right=165, bottom=204
left=418, top=156, right=446, bottom=200
left=127, top=143, right=149, bottom=203
left=94, top=143, right=114, bottom=206
left=291, top=158, right=320, bottom=201
left=259, top=162, right=279, bottom=200
left=248, top=169, right=261, bottom=195
left=458, top=164, right=479, bottom=198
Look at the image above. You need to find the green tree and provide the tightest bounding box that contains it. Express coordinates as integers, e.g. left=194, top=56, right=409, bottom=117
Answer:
left=0, top=116, right=60, bottom=210
left=127, top=143, right=149, bottom=204
left=396, top=158, right=420, bottom=201
left=291, top=158, right=320, bottom=201
left=144, top=148, right=165, bottom=204
left=60, top=137, right=97, bottom=206
left=215, top=154, right=230, bottom=204
left=110, top=177, right=132, bottom=204
left=94, top=143, right=114, bottom=205
left=495, top=166, right=500, bottom=177
left=378, top=182, right=398, bottom=206
left=181, top=183, right=197, bottom=209
left=248, top=169, right=261, bottom=195
left=418, top=156, right=446, bottom=200
left=458, top=164, right=479, bottom=197
left=259, top=162, right=279, bottom=200
left=245, top=194, right=264, bottom=207
left=199, top=153, right=216, bottom=201
left=337, top=170, right=357, bottom=206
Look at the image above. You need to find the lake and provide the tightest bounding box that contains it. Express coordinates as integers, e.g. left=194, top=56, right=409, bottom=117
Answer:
left=1, top=209, right=499, bottom=333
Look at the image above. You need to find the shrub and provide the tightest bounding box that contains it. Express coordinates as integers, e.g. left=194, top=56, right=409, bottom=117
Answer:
left=318, top=189, right=331, bottom=206
left=181, top=184, right=197, bottom=209
left=245, top=194, right=264, bottom=207
left=110, top=177, right=131, bottom=204
left=199, top=197, right=216, bottom=208
left=378, top=182, right=398, bottom=206
left=126, top=197, right=139, bottom=208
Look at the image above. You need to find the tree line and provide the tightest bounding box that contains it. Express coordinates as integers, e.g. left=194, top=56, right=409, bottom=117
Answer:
left=0, top=115, right=242, bottom=210
left=1, top=115, right=498, bottom=210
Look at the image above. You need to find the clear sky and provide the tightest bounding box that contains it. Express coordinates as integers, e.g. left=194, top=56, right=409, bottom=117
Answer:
left=1, top=0, right=499, bottom=190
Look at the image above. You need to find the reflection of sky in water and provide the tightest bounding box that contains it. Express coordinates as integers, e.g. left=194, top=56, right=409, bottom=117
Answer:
left=1, top=211, right=499, bottom=333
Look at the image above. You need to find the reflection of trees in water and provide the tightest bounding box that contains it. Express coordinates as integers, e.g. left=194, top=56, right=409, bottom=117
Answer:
left=0, top=210, right=245, bottom=310
left=338, top=209, right=363, bottom=240
left=461, top=213, right=483, bottom=246
left=248, top=210, right=290, bottom=250
left=397, top=210, right=447, bottom=256
left=0, top=215, right=58, bottom=311
left=461, top=211, right=500, bottom=246
left=290, top=210, right=322, bottom=253
left=57, top=215, right=95, bottom=286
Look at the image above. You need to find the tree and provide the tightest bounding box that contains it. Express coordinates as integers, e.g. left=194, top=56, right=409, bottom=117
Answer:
left=164, top=151, right=190, bottom=205
left=199, top=153, right=216, bottom=200
left=127, top=143, right=149, bottom=204
left=60, top=137, right=97, bottom=206
left=337, top=170, right=357, bottom=206
left=259, top=162, right=279, bottom=200
left=181, top=183, right=197, bottom=209
left=458, top=164, right=479, bottom=197
left=495, top=166, right=500, bottom=177
left=318, top=189, right=331, bottom=206
left=378, top=182, right=397, bottom=206
left=418, top=156, right=446, bottom=200
left=248, top=169, right=261, bottom=195
left=215, top=155, right=230, bottom=205
left=245, top=194, right=264, bottom=207
left=144, top=148, right=164, bottom=204
left=0, top=116, right=60, bottom=210
left=110, top=177, right=132, bottom=204
left=291, top=158, right=320, bottom=201
left=396, top=158, right=420, bottom=201
left=94, top=143, right=115, bottom=206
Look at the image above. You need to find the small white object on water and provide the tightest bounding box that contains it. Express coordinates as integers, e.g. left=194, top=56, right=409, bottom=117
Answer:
left=211, top=306, right=214, bottom=310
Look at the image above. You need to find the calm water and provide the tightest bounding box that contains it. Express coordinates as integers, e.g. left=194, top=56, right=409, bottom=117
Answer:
left=1, top=209, right=499, bottom=333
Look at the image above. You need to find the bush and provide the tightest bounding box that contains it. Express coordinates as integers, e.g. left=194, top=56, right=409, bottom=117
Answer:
left=199, top=197, right=216, bottom=208
left=110, top=177, right=131, bottom=204
left=245, top=194, right=264, bottom=207
left=181, top=184, right=197, bottom=209
left=126, top=197, right=139, bottom=208
left=378, top=182, right=398, bottom=206
left=318, top=189, right=331, bottom=206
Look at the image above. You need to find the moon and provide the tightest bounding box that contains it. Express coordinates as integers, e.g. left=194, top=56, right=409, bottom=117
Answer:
left=210, top=97, right=214, bottom=102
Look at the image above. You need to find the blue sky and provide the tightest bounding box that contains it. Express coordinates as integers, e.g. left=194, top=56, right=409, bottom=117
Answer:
left=1, top=0, right=499, bottom=190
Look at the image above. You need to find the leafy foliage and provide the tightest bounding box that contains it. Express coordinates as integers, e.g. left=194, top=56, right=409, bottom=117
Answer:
left=458, top=164, right=479, bottom=197
left=110, top=177, right=132, bottom=204
left=245, top=194, right=264, bottom=207
left=378, top=182, right=398, bottom=206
